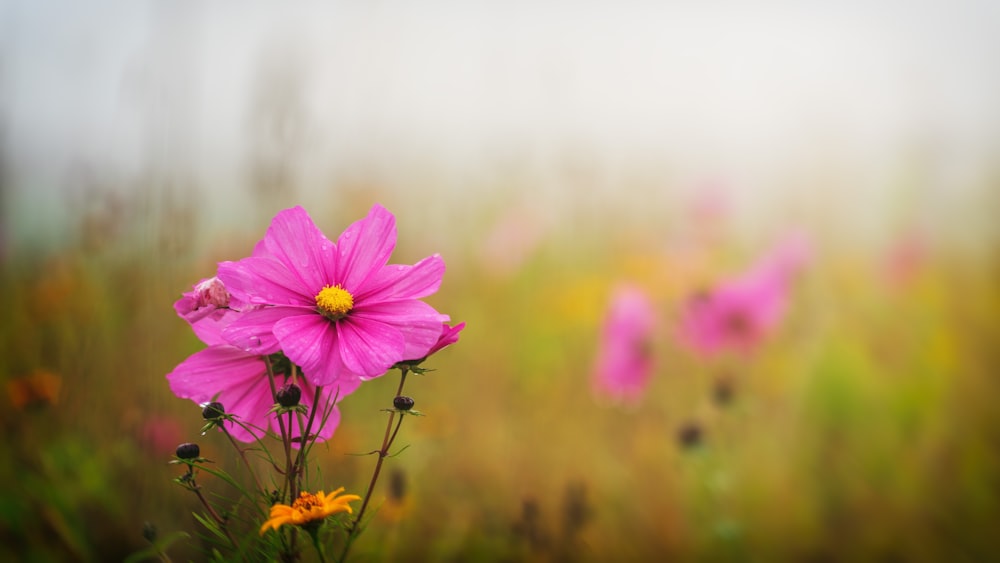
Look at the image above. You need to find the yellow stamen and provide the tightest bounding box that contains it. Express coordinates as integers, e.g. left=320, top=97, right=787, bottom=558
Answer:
left=316, top=284, right=354, bottom=319
left=293, top=492, right=322, bottom=511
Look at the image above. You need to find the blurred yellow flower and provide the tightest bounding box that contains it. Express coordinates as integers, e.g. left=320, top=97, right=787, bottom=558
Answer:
left=259, top=488, right=361, bottom=534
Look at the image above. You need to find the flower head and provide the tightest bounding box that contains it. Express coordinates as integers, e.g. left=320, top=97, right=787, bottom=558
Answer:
left=218, top=205, right=449, bottom=387
left=592, top=284, right=657, bottom=404
left=259, top=488, right=361, bottom=534
left=677, top=236, right=808, bottom=357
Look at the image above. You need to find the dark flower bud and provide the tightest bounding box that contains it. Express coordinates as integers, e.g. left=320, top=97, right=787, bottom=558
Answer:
left=276, top=383, right=302, bottom=407
left=676, top=421, right=703, bottom=450
left=142, top=521, right=157, bottom=543
left=393, top=395, right=415, bottom=411
left=202, top=402, right=225, bottom=420
left=176, top=442, right=200, bottom=459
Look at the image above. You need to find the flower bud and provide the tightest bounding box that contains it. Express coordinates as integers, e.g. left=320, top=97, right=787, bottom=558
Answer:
left=676, top=421, right=703, bottom=450
left=142, top=521, right=157, bottom=543
left=276, top=383, right=302, bottom=407
left=176, top=442, right=200, bottom=459
left=202, top=402, right=225, bottom=420
left=393, top=395, right=415, bottom=411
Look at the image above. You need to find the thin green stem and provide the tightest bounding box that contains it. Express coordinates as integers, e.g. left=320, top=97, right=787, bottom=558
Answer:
left=338, top=367, right=410, bottom=562
left=219, top=425, right=266, bottom=498
left=190, top=479, right=239, bottom=550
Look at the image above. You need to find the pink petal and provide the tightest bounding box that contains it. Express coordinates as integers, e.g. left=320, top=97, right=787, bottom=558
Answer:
left=336, top=204, right=397, bottom=292
left=337, top=316, right=407, bottom=378
left=427, top=321, right=466, bottom=356
left=218, top=257, right=314, bottom=307
left=222, top=306, right=310, bottom=354
left=272, top=314, right=357, bottom=386
left=258, top=207, right=337, bottom=292
left=351, top=300, right=447, bottom=362
left=166, top=346, right=273, bottom=442
left=355, top=254, right=445, bottom=303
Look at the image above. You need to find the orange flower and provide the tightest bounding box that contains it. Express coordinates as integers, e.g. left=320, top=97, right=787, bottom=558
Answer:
left=259, top=488, right=360, bottom=534
left=7, top=370, right=61, bottom=410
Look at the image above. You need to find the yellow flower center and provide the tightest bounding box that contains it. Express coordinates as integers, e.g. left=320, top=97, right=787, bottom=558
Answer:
left=315, top=285, right=354, bottom=319
left=292, top=492, right=322, bottom=512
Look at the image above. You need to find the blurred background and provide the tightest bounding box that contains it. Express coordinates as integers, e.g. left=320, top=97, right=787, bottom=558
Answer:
left=1, top=1, right=998, bottom=561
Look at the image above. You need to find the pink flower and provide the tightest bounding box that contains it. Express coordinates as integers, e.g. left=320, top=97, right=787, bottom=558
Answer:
left=217, top=205, right=448, bottom=387
left=677, top=235, right=808, bottom=357
left=592, top=284, right=657, bottom=404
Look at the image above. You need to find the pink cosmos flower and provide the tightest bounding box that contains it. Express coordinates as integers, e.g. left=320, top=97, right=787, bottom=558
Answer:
left=217, top=205, right=448, bottom=387
left=592, top=284, right=657, bottom=404
left=677, top=235, right=809, bottom=357
left=168, top=278, right=358, bottom=443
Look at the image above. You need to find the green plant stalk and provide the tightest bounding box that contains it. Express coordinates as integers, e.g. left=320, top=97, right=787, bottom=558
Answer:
left=337, top=366, right=410, bottom=562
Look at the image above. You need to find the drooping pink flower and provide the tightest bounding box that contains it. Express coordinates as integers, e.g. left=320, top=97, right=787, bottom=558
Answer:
left=592, top=284, right=657, bottom=404
left=677, top=235, right=809, bottom=357
left=217, top=205, right=448, bottom=387
left=168, top=278, right=357, bottom=443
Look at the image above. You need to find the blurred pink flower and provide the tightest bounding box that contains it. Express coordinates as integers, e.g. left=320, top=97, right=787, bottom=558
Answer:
left=592, top=284, right=657, bottom=404
left=217, top=205, right=449, bottom=387
left=169, top=277, right=358, bottom=443
left=480, top=207, right=545, bottom=279
left=678, top=235, right=809, bottom=357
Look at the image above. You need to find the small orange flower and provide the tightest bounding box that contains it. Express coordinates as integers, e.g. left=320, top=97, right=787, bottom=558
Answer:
left=259, top=488, right=361, bottom=534
left=7, top=369, right=61, bottom=410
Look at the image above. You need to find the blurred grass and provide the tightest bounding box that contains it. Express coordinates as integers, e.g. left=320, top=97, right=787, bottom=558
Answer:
left=1, top=190, right=998, bottom=562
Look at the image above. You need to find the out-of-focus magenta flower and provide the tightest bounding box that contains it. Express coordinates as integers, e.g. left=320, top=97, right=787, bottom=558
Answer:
left=166, top=345, right=358, bottom=444
left=678, top=235, right=809, bottom=357
left=592, top=284, right=657, bottom=404
left=218, top=205, right=448, bottom=387
left=757, top=231, right=812, bottom=281
left=480, top=207, right=545, bottom=279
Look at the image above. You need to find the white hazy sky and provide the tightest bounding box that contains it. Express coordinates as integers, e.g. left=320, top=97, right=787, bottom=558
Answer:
left=3, top=0, right=999, bottom=249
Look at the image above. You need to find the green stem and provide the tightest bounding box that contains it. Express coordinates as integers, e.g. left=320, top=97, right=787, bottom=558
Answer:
left=337, top=367, right=410, bottom=562
left=191, top=480, right=239, bottom=550
left=310, top=527, right=328, bottom=563
left=219, top=425, right=266, bottom=499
